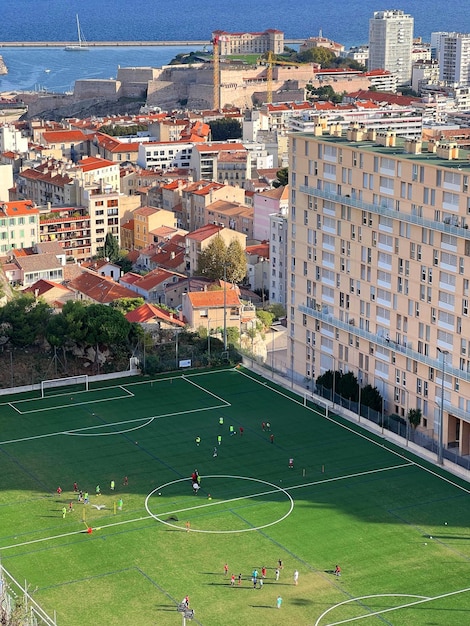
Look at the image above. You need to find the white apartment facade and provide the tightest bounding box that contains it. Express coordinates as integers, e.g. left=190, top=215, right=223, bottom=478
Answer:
left=436, top=32, right=470, bottom=86
left=137, top=141, right=194, bottom=170
left=289, top=127, right=470, bottom=457
left=368, top=10, right=414, bottom=85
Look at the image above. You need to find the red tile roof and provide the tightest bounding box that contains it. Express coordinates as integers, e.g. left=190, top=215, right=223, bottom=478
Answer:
left=42, top=130, right=88, bottom=144
left=188, top=290, right=241, bottom=307
left=125, top=303, right=185, bottom=326
left=69, top=271, right=136, bottom=303
left=186, top=223, right=223, bottom=242
left=78, top=156, right=116, bottom=171
left=0, top=200, right=39, bottom=217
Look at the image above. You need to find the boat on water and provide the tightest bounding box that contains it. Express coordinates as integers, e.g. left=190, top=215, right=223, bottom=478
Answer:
left=64, top=15, right=89, bottom=51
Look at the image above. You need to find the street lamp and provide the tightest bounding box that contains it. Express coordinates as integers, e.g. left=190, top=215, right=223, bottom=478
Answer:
left=437, top=347, right=449, bottom=465
left=271, top=326, right=275, bottom=378
left=223, top=264, right=227, bottom=352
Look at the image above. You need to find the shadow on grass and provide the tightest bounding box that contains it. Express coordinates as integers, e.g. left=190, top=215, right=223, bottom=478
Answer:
left=249, top=604, right=278, bottom=609
left=291, top=598, right=315, bottom=606
left=155, top=604, right=178, bottom=612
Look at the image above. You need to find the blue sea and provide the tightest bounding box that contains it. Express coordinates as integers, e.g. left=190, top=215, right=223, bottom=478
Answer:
left=0, top=0, right=468, bottom=93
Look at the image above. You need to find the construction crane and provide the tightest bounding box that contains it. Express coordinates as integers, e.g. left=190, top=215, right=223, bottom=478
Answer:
left=266, top=50, right=273, bottom=105
left=212, top=35, right=220, bottom=111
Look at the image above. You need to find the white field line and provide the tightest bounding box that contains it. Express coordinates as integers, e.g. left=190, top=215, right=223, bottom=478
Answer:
left=315, top=589, right=470, bottom=625
left=118, top=385, right=135, bottom=397
left=0, top=464, right=409, bottom=551
left=7, top=402, right=21, bottom=414
left=236, top=369, right=470, bottom=497
left=182, top=375, right=231, bottom=406
left=0, top=403, right=228, bottom=446
left=10, top=391, right=134, bottom=415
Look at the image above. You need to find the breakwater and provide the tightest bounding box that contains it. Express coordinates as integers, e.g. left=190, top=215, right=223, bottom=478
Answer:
left=0, top=39, right=304, bottom=49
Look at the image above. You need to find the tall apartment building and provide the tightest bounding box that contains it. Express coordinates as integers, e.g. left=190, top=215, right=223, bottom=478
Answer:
left=212, top=29, right=284, bottom=56
left=368, top=10, right=414, bottom=85
left=289, top=127, right=470, bottom=457
left=433, top=32, right=470, bottom=86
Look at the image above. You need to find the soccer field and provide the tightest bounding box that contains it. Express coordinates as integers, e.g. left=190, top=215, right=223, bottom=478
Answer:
left=1, top=367, right=470, bottom=625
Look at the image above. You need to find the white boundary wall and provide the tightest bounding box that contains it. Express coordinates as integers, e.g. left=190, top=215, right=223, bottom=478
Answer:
left=0, top=368, right=141, bottom=398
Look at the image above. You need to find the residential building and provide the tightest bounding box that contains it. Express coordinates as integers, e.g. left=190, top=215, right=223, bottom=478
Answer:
left=269, top=211, right=288, bottom=306
left=289, top=127, right=470, bottom=457
left=411, top=59, right=440, bottom=95
left=212, top=29, right=284, bottom=56
left=246, top=241, right=269, bottom=294
left=189, top=143, right=250, bottom=187
left=120, top=268, right=185, bottom=302
left=185, top=224, right=246, bottom=275
left=81, top=259, right=121, bottom=280
left=133, top=206, right=177, bottom=250
left=0, top=200, right=40, bottom=254
left=23, top=279, right=75, bottom=308
left=181, top=286, right=256, bottom=333
left=137, top=141, right=194, bottom=170
left=253, top=185, right=289, bottom=241
left=368, top=10, right=414, bottom=85
left=11, top=252, right=63, bottom=287
left=68, top=270, right=138, bottom=304
left=125, top=302, right=186, bottom=331
left=0, top=124, right=28, bottom=154
left=204, top=199, right=253, bottom=239
left=39, top=207, right=91, bottom=261
left=39, top=129, right=89, bottom=162
left=435, top=33, right=470, bottom=86
left=93, top=132, right=140, bottom=163
left=300, top=37, right=344, bottom=57
left=0, top=163, right=13, bottom=202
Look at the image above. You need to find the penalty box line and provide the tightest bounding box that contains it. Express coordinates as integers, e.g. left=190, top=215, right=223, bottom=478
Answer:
left=9, top=390, right=135, bottom=415
left=0, top=403, right=229, bottom=446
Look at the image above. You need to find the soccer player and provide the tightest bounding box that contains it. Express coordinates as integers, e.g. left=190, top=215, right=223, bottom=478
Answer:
left=185, top=521, right=190, bottom=532
left=277, top=595, right=282, bottom=609
left=73, top=482, right=78, bottom=492
left=270, top=434, right=274, bottom=444
left=275, top=568, right=280, bottom=581
left=110, top=480, right=115, bottom=491
left=84, top=492, right=89, bottom=504
left=266, top=422, right=271, bottom=431
left=261, top=421, right=266, bottom=431
left=56, top=486, right=62, bottom=497
left=123, top=476, right=128, bottom=486
left=61, top=506, right=67, bottom=519
left=230, top=574, right=235, bottom=586
left=195, top=436, right=201, bottom=446
left=219, top=416, right=224, bottom=427
left=238, top=573, right=242, bottom=585
left=289, top=458, right=294, bottom=469
left=213, top=446, right=218, bottom=457
left=224, top=563, right=229, bottom=576
left=261, top=566, right=267, bottom=578
left=294, top=570, right=299, bottom=585
left=118, top=498, right=123, bottom=511
left=229, top=425, right=235, bottom=436
left=95, top=485, right=101, bottom=496
left=335, top=564, right=341, bottom=577
left=68, top=501, right=73, bottom=513
left=239, top=426, right=244, bottom=436
left=193, top=482, right=200, bottom=495
left=217, top=435, right=222, bottom=446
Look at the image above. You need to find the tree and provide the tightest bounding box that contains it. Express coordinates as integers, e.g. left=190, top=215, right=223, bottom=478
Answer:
left=256, top=309, right=274, bottom=329
left=84, top=304, right=132, bottom=347
left=0, top=293, right=51, bottom=347
left=110, top=297, right=145, bottom=314
left=361, top=385, right=383, bottom=411
left=100, top=232, right=120, bottom=262
left=273, top=169, right=288, bottom=188
left=197, top=236, right=228, bottom=279
left=209, top=118, right=242, bottom=141
left=266, top=303, right=286, bottom=320
left=226, top=239, right=247, bottom=283
left=407, top=408, right=422, bottom=429
left=297, top=47, right=335, bottom=67
left=197, top=236, right=246, bottom=283
left=338, top=371, right=359, bottom=401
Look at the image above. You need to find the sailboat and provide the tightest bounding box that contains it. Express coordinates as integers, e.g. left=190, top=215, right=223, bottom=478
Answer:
left=65, top=15, right=89, bottom=51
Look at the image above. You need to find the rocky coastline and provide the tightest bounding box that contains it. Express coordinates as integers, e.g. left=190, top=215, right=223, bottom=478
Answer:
left=0, top=55, right=8, bottom=75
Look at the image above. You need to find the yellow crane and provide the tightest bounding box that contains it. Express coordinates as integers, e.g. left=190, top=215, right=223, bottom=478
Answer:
left=266, top=50, right=273, bottom=105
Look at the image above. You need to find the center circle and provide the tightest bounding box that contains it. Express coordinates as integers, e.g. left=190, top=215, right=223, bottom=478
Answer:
left=145, top=475, right=294, bottom=534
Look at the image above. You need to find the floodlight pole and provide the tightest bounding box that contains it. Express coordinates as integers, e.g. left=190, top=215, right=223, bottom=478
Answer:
left=437, top=348, right=448, bottom=465
left=207, top=318, right=211, bottom=363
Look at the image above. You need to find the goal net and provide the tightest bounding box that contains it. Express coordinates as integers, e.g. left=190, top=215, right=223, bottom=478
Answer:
left=41, top=375, right=89, bottom=398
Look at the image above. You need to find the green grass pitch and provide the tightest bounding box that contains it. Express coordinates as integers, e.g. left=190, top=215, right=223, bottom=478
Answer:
left=1, top=366, right=470, bottom=625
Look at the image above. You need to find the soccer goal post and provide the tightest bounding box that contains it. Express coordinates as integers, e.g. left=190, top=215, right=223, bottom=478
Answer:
left=41, top=375, right=89, bottom=398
